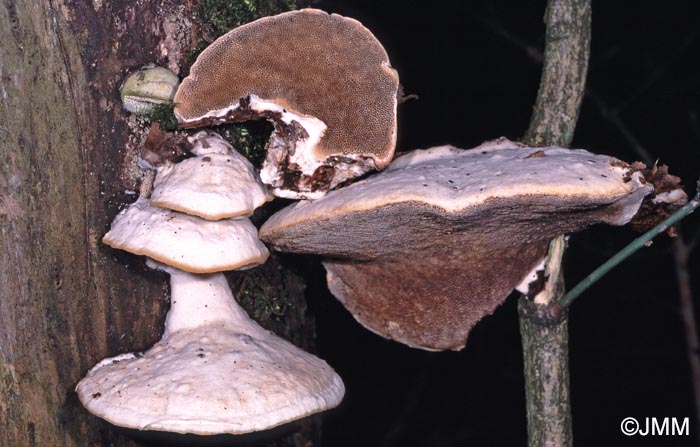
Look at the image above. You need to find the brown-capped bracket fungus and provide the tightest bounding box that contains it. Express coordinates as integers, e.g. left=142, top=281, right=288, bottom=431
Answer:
left=259, top=138, right=679, bottom=351
left=173, top=8, right=399, bottom=199
left=77, top=133, right=344, bottom=434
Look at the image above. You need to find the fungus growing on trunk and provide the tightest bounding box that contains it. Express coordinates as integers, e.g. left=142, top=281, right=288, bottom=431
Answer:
left=76, top=262, right=344, bottom=434
left=101, top=197, right=269, bottom=273
left=173, top=9, right=399, bottom=199
left=78, top=129, right=344, bottom=434
left=150, top=131, right=272, bottom=220
left=260, top=139, right=656, bottom=351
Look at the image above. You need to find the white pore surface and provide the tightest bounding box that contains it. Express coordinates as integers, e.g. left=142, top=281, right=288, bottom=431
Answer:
left=76, top=270, right=345, bottom=435
left=652, top=189, right=688, bottom=204
left=103, top=198, right=269, bottom=273
left=177, top=95, right=328, bottom=182
left=250, top=95, right=328, bottom=178
left=262, top=139, right=653, bottom=231
left=248, top=95, right=349, bottom=199
left=151, top=152, right=270, bottom=220
left=178, top=95, right=379, bottom=199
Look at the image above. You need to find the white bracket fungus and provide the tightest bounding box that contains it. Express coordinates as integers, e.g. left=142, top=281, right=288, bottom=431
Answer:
left=260, top=139, right=655, bottom=351
left=76, top=264, right=344, bottom=435
left=150, top=132, right=272, bottom=220
left=173, top=9, right=399, bottom=199
left=80, top=129, right=344, bottom=434
left=102, top=198, right=268, bottom=273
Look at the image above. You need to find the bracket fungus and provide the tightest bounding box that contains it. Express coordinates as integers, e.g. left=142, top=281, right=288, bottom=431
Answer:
left=76, top=262, right=344, bottom=434
left=101, top=197, right=269, bottom=273
left=150, top=131, right=272, bottom=220
left=173, top=9, right=399, bottom=199
left=78, top=129, right=344, bottom=434
left=260, top=139, right=656, bottom=351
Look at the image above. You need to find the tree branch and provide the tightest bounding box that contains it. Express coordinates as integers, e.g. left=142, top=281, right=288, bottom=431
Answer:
left=519, top=1, right=591, bottom=446
left=673, top=232, right=700, bottom=445
left=523, top=0, right=591, bottom=148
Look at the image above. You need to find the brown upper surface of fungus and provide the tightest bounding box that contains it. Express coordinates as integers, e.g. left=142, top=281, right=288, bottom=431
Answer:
left=174, top=9, right=399, bottom=197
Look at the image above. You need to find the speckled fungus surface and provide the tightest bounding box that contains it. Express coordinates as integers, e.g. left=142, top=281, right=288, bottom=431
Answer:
left=102, top=198, right=269, bottom=273
left=76, top=264, right=344, bottom=434
left=173, top=9, right=399, bottom=199
left=82, top=200, right=344, bottom=432
left=260, top=138, right=654, bottom=351
left=150, top=131, right=271, bottom=220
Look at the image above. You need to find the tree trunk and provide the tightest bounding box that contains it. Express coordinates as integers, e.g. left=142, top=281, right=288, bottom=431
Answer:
left=0, top=1, right=318, bottom=446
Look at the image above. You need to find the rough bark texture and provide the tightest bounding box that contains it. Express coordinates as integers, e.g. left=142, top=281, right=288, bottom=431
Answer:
left=0, top=1, right=317, bottom=446
left=520, top=0, right=591, bottom=446
left=524, top=0, right=591, bottom=148
left=519, top=299, right=572, bottom=447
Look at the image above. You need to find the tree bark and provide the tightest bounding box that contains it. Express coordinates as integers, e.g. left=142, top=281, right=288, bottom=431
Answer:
left=519, top=0, right=591, bottom=446
left=0, top=1, right=317, bottom=446
left=524, top=0, right=591, bottom=148
left=519, top=299, right=572, bottom=447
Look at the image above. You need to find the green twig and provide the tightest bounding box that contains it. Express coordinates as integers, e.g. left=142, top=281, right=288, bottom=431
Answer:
left=559, top=181, right=700, bottom=308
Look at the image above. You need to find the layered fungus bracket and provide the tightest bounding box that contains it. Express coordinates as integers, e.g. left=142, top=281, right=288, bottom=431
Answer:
left=77, top=131, right=344, bottom=435
left=77, top=262, right=344, bottom=435
left=260, top=138, right=661, bottom=351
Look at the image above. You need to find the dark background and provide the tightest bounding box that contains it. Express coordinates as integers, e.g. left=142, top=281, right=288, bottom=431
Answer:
left=299, top=1, right=700, bottom=446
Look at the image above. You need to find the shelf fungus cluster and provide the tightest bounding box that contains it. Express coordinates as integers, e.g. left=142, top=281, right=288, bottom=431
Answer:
left=260, top=139, right=675, bottom=351
left=79, top=4, right=687, bottom=438
left=173, top=8, right=399, bottom=199
left=76, top=131, right=344, bottom=434
left=76, top=7, right=405, bottom=436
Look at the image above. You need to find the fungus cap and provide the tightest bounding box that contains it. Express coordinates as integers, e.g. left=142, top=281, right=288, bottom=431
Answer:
left=260, top=139, right=653, bottom=350
left=150, top=132, right=271, bottom=220
left=103, top=198, right=269, bottom=273
left=76, top=267, right=344, bottom=434
left=174, top=9, right=399, bottom=198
